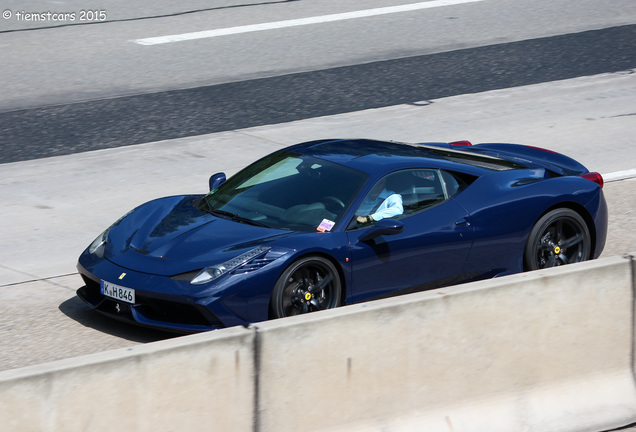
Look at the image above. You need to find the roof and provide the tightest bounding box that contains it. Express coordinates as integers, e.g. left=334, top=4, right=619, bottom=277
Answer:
left=286, top=139, right=523, bottom=176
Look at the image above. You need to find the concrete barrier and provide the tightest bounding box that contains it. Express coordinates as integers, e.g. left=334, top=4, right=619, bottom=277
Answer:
left=1, top=254, right=636, bottom=432
left=256, top=254, right=636, bottom=432
left=0, top=326, right=255, bottom=432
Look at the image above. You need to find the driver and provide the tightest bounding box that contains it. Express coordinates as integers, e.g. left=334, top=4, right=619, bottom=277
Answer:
left=356, top=176, right=403, bottom=224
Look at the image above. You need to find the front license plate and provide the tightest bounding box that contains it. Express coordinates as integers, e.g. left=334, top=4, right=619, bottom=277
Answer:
left=101, top=280, right=135, bottom=304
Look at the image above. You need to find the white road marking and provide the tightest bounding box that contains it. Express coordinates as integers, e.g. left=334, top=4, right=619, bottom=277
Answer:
left=133, top=0, right=485, bottom=45
left=603, top=168, right=636, bottom=182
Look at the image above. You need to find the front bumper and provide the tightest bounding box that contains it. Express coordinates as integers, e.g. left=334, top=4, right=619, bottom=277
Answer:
left=76, top=261, right=229, bottom=333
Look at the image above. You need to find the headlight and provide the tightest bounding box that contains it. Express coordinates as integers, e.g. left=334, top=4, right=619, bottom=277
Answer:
left=190, top=246, right=272, bottom=285
left=88, top=228, right=110, bottom=255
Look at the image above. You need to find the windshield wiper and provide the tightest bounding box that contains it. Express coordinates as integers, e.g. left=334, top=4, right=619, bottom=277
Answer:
left=198, top=195, right=214, bottom=213
left=209, top=209, right=270, bottom=228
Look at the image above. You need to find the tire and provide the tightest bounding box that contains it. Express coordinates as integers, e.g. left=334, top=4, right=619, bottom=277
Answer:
left=270, top=256, right=342, bottom=319
left=524, top=208, right=591, bottom=270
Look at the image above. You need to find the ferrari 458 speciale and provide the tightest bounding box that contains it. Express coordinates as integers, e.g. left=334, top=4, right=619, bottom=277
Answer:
left=77, top=139, right=607, bottom=332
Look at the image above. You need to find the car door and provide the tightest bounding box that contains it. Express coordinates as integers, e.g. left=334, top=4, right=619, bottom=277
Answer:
left=345, top=169, right=474, bottom=303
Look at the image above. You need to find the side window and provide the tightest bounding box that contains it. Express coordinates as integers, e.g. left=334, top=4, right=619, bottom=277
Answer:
left=440, top=170, right=474, bottom=198
left=353, top=169, right=475, bottom=228
left=354, top=171, right=407, bottom=226
left=402, top=169, right=474, bottom=213
left=354, top=169, right=445, bottom=227
left=402, top=169, right=447, bottom=215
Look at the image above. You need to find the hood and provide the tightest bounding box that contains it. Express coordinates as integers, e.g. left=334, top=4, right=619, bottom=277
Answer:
left=104, top=195, right=292, bottom=276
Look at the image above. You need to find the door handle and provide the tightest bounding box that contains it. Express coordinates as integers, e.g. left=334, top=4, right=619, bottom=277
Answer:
left=455, top=218, right=470, bottom=227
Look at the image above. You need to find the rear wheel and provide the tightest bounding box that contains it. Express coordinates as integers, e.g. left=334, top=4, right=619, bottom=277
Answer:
left=524, top=208, right=591, bottom=270
left=270, top=256, right=341, bottom=319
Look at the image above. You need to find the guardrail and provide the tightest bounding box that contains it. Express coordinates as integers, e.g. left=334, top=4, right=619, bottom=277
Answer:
left=1, top=253, right=636, bottom=431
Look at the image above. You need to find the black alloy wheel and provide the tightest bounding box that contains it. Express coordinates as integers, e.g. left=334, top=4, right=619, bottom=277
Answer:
left=524, top=208, right=591, bottom=270
left=270, top=256, right=341, bottom=318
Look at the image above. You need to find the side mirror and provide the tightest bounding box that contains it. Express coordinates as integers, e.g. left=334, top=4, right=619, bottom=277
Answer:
left=209, top=172, right=226, bottom=191
left=359, top=219, right=404, bottom=242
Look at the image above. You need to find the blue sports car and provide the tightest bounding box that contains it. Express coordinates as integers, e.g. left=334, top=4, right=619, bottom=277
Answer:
left=77, top=139, right=607, bottom=333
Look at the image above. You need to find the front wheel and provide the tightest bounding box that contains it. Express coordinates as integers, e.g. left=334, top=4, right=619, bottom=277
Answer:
left=524, top=208, right=591, bottom=270
left=270, top=256, right=342, bottom=319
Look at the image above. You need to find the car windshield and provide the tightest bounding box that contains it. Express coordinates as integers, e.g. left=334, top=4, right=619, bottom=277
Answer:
left=199, top=150, right=368, bottom=232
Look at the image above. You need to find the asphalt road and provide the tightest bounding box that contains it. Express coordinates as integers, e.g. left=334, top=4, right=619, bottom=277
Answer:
left=2, top=0, right=635, bottom=109
left=1, top=0, right=636, bottom=163
left=1, top=24, right=635, bottom=163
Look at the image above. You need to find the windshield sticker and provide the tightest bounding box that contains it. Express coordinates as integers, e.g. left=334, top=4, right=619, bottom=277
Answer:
left=317, top=219, right=335, bottom=233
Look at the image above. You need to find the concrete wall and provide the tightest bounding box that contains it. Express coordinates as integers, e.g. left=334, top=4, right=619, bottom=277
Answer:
left=256, top=254, right=636, bottom=432
left=1, top=253, right=636, bottom=432
left=0, top=326, right=256, bottom=432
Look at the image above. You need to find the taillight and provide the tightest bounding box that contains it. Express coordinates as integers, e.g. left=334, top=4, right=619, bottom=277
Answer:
left=449, top=140, right=472, bottom=147
left=580, top=172, right=604, bottom=189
